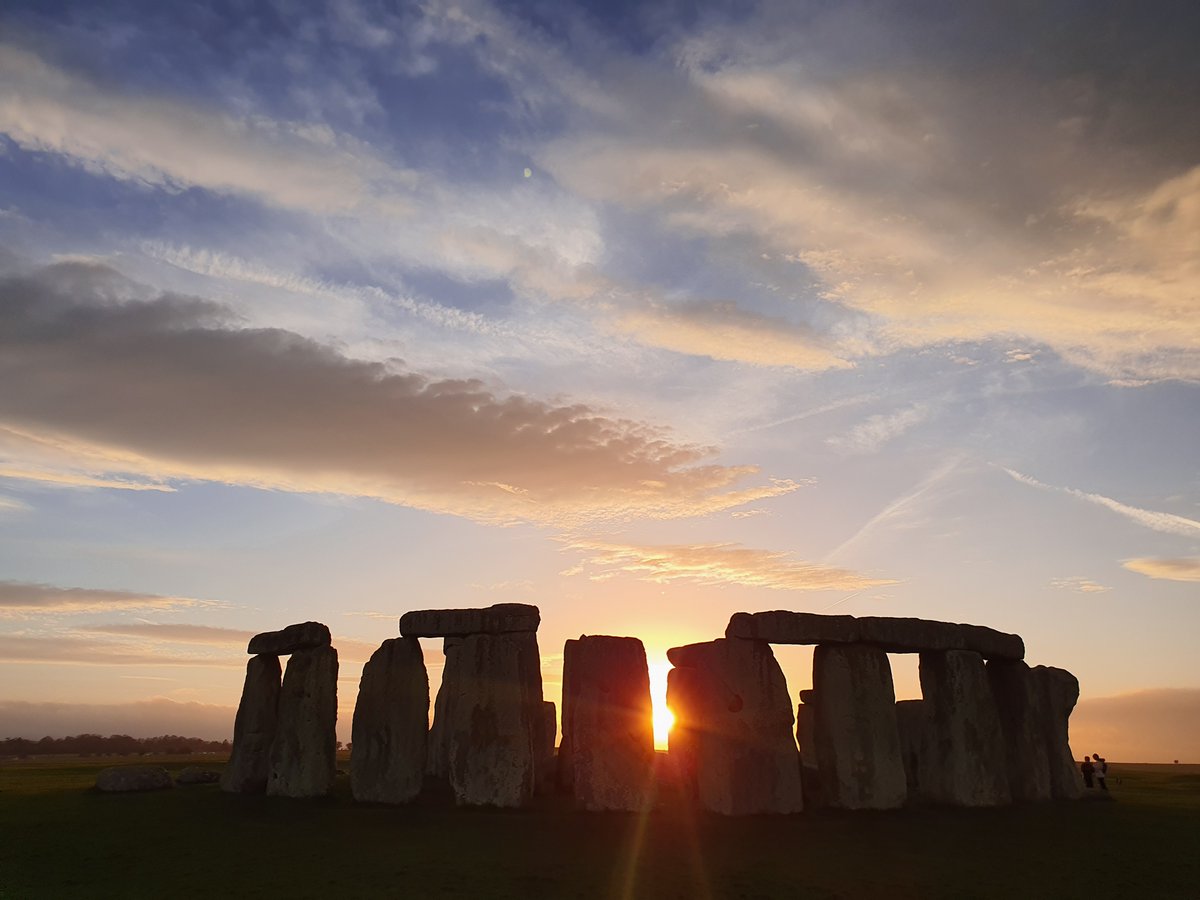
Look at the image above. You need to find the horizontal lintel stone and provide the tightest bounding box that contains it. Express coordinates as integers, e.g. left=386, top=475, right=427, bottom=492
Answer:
left=399, top=603, right=540, bottom=638
left=725, top=611, right=1023, bottom=660
left=246, top=621, right=331, bottom=656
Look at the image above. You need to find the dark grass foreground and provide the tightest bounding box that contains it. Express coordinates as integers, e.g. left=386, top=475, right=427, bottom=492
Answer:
left=2, top=754, right=1197, bottom=899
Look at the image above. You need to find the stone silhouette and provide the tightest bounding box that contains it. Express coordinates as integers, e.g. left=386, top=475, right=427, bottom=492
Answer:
left=666, top=638, right=803, bottom=815
left=247, top=621, right=331, bottom=655
left=221, top=653, right=282, bottom=794
left=810, top=643, right=907, bottom=809
left=400, top=603, right=540, bottom=638
left=559, top=635, right=655, bottom=811
left=918, top=650, right=1011, bottom=806
left=268, top=644, right=339, bottom=798
left=987, top=659, right=1053, bottom=802
left=427, top=636, right=463, bottom=781
left=351, top=637, right=429, bottom=804
left=1032, top=665, right=1086, bottom=800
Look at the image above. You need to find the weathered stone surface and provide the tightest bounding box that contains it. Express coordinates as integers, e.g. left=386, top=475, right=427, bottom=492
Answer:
left=444, top=632, right=543, bottom=807
left=918, top=650, right=1011, bottom=806
left=811, top=643, right=907, bottom=809
left=351, top=637, right=429, bottom=804
left=426, top=638, right=464, bottom=781
left=726, top=611, right=1024, bottom=660
left=665, top=638, right=803, bottom=815
left=1032, top=665, right=1085, bottom=800
left=96, top=766, right=173, bottom=792
left=987, top=659, right=1053, bottom=802
left=399, top=603, right=540, bottom=638
left=535, top=700, right=557, bottom=793
left=795, top=699, right=826, bottom=809
left=267, top=645, right=338, bottom=798
left=221, top=653, right=282, bottom=794
left=247, top=621, right=331, bottom=656
left=895, top=699, right=932, bottom=802
left=665, top=666, right=703, bottom=799
left=176, top=767, right=220, bottom=785
left=560, top=636, right=655, bottom=811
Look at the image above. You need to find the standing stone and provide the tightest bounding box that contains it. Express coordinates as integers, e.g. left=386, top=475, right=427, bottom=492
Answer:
left=666, top=638, right=803, bottom=815
left=221, top=654, right=282, bottom=794
left=811, top=643, right=907, bottom=809
left=351, top=637, right=429, bottom=804
left=1032, top=665, right=1085, bottom=800
left=267, top=645, right=338, bottom=798
left=895, top=699, right=933, bottom=803
left=560, top=636, right=655, bottom=811
left=918, top=650, right=1011, bottom=806
left=427, top=637, right=464, bottom=781
left=536, top=700, right=557, bottom=793
left=795, top=697, right=826, bottom=809
left=987, top=659, right=1053, bottom=802
left=445, top=632, right=543, bottom=807
left=665, top=665, right=703, bottom=800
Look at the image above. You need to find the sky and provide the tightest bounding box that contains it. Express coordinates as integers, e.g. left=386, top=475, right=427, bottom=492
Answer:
left=1, top=0, right=1198, bottom=763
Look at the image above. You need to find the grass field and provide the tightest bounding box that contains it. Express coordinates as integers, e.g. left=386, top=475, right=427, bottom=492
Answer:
left=2, top=755, right=1197, bottom=899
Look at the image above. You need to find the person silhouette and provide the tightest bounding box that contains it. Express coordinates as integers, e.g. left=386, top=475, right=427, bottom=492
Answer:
left=1081, top=755, right=1095, bottom=788
left=1093, top=752, right=1108, bottom=791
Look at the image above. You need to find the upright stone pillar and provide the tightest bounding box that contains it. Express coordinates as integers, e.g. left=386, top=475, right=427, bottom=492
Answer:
left=444, top=632, right=543, bottom=807
left=267, top=645, right=339, bottom=798
left=666, top=638, right=803, bottom=815
left=536, top=700, right=557, bottom=794
left=221, top=654, right=281, bottom=793
left=987, top=659, right=1052, bottom=802
left=795, top=692, right=826, bottom=809
left=895, top=699, right=933, bottom=803
left=1032, top=665, right=1085, bottom=800
left=918, top=650, right=1011, bottom=806
left=350, top=637, right=429, bottom=804
left=427, top=637, right=463, bottom=781
left=811, top=643, right=907, bottom=809
left=560, top=636, right=655, bottom=811
left=665, top=665, right=703, bottom=800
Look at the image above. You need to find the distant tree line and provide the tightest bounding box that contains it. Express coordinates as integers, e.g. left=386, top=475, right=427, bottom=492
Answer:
left=2, top=734, right=231, bottom=757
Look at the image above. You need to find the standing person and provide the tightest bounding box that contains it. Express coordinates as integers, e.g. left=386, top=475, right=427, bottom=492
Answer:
left=1094, top=752, right=1108, bottom=791
left=1081, top=755, right=1095, bottom=788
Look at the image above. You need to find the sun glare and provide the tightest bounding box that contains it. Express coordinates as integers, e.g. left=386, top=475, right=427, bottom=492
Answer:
left=649, top=660, right=675, bottom=749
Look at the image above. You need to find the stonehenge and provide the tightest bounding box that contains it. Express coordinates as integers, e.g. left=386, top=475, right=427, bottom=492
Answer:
left=666, top=638, right=804, bottom=815
left=222, top=624, right=338, bottom=799
left=559, top=635, right=655, bottom=811
left=221, top=606, right=1088, bottom=817
left=350, top=637, right=428, bottom=804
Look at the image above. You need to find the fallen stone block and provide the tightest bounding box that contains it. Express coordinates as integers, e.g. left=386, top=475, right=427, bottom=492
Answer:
left=96, top=766, right=173, bottom=792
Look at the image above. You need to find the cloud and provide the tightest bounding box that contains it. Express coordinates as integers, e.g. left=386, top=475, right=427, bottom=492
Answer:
left=613, top=302, right=852, bottom=370
left=1002, top=469, right=1200, bottom=538
left=0, top=44, right=412, bottom=214
left=828, top=404, right=931, bottom=454
left=0, top=494, right=30, bottom=513
left=0, top=262, right=798, bottom=525
left=0, top=634, right=241, bottom=667
left=0, top=581, right=205, bottom=614
left=1122, top=557, right=1200, bottom=583
left=524, top=5, right=1200, bottom=381
left=1071, top=688, right=1200, bottom=764
left=1049, top=576, right=1110, bottom=594
left=0, top=697, right=236, bottom=741
left=77, top=624, right=255, bottom=645
left=563, top=538, right=895, bottom=591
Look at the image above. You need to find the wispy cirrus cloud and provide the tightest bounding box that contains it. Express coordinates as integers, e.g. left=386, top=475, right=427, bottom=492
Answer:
left=0, top=581, right=206, bottom=614
left=75, top=623, right=383, bottom=662
left=0, top=634, right=241, bottom=667
left=0, top=43, right=413, bottom=214
left=1002, top=468, right=1200, bottom=538
left=1122, top=557, right=1200, bottom=583
left=0, top=262, right=797, bottom=525
left=562, top=538, right=895, bottom=591
left=1050, top=576, right=1110, bottom=594
left=828, top=404, right=931, bottom=455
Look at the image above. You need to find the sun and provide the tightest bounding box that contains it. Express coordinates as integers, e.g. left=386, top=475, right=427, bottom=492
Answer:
left=648, top=660, right=676, bottom=749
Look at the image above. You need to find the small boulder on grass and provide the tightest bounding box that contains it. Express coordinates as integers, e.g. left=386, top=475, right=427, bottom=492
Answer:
left=95, top=766, right=174, bottom=792
left=176, top=767, right=221, bottom=785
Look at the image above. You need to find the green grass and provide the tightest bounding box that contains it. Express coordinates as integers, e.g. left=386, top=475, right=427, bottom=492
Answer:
left=1, top=756, right=1196, bottom=899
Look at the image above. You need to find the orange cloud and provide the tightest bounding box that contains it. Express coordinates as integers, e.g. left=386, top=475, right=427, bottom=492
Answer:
left=1122, top=557, right=1200, bottom=583
left=1071, top=688, right=1200, bottom=764
left=562, top=538, right=895, bottom=591
left=0, top=581, right=205, bottom=614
